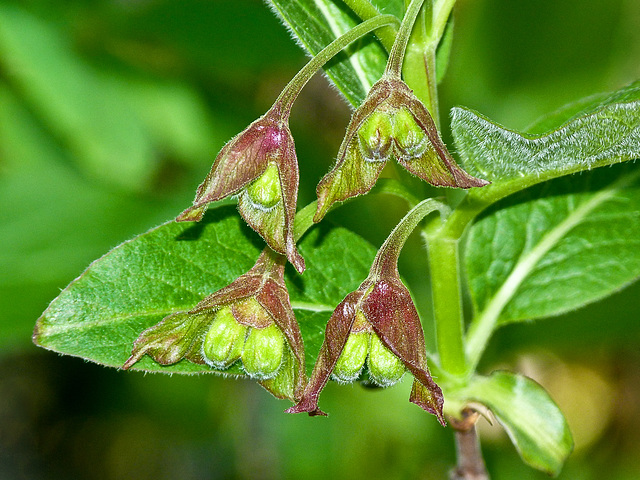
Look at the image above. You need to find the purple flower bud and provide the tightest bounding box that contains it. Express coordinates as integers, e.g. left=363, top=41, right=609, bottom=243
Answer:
left=123, top=250, right=307, bottom=402
left=177, top=106, right=305, bottom=274
left=286, top=272, right=445, bottom=425
left=315, top=77, right=488, bottom=222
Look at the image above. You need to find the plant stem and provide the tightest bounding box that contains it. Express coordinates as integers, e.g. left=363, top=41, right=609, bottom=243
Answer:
left=341, top=0, right=398, bottom=52
left=450, top=418, right=489, bottom=480
left=276, top=15, right=400, bottom=116
left=426, top=231, right=468, bottom=378
left=293, top=179, right=420, bottom=243
left=385, top=0, right=427, bottom=78
left=370, top=198, right=449, bottom=277
left=402, top=0, right=456, bottom=125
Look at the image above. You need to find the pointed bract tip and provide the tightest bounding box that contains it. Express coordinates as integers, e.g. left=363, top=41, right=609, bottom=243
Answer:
left=288, top=246, right=306, bottom=274
left=177, top=205, right=206, bottom=222
left=285, top=402, right=328, bottom=417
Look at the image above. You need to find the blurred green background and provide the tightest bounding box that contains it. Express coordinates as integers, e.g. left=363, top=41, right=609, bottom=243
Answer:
left=1, top=0, right=639, bottom=478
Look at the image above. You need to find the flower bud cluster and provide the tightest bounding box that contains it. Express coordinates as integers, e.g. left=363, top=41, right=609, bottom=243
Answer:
left=123, top=14, right=488, bottom=422
left=202, top=300, right=287, bottom=380
left=315, top=77, right=488, bottom=222
left=123, top=251, right=307, bottom=402
left=331, top=311, right=406, bottom=387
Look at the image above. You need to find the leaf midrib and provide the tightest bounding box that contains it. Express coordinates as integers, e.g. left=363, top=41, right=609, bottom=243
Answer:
left=465, top=169, right=640, bottom=368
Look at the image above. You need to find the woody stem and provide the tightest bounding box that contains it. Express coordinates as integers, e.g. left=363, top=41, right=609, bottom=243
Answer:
left=276, top=15, right=400, bottom=116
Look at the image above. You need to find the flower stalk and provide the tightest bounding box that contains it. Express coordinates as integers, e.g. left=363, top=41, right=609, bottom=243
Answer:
left=177, top=15, right=399, bottom=273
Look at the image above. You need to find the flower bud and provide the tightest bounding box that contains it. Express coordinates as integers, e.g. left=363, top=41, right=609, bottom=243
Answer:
left=331, top=332, right=369, bottom=383
left=367, top=333, right=405, bottom=387
left=357, top=110, right=394, bottom=162
left=176, top=108, right=305, bottom=273
left=315, top=77, right=488, bottom=223
left=392, top=107, right=427, bottom=160
left=202, top=306, right=247, bottom=369
left=245, top=162, right=282, bottom=210
left=242, top=323, right=286, bottom=380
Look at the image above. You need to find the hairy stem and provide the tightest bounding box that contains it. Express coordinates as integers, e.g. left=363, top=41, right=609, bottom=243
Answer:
left=371, top=198, right=449, bottom=277
left=341, top=0, right=398, bottom=52
left=402, top=0, right=456, bottom=124
left=385, top=0, right=426, bottom=78
left=426, top=232, right=468, bottom=378
left=276, top=14, right=399, bottom=115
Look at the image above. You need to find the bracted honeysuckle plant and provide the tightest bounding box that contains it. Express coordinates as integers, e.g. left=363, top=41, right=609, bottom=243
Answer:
left=34, top=0, right=640, bottom=478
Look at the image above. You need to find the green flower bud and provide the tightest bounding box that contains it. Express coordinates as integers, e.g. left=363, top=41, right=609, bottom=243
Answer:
left=245, top=162, right=282, bottom=210
left=242, top=323, right=286, bottom=380
left=392, top=107, right=427, bottom=160
left=367, top=333, right=406, bottom=387
left=202, top=306, right=247, bottom=369
left=332, top=332, right=369, bottom=383
left=357, top=110, right=394, bottom=162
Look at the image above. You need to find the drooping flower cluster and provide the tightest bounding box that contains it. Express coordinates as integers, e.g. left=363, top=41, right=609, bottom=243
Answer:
left=177, top=105, right=305, bottom=274
left=123, top=250, right=307, bottom=401
left=124, top=9, right=487, bottom=422
left=314, top=76, right=488, bottom=222
left=286, top=199, right=447, bottom=424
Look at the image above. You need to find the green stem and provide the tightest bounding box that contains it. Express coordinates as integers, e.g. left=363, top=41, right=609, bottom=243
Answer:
left=402, top=0, right=457, bottom=126
left=385, top=0, right=427, bottom=78
left=341, top=0, right=398, bottom=52
left=370, top=198, right=449, bottom=277
left=293, top=179, right=420, bottom=243
left=426, top=229, right=468, bottom=379
left=276, top=15, right=399, bottom=115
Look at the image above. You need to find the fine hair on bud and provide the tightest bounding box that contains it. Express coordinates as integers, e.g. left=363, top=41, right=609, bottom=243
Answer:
left=367, top=334, right=406, bottom=387
left=331, top=332, right=369, bottom=383
left=202, top=307, right=247, bottom=369
left=242, top=324, right=286, bottom=380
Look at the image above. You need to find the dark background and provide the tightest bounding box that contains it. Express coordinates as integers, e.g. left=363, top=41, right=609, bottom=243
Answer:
left=1, top=0, right=639, bottom=478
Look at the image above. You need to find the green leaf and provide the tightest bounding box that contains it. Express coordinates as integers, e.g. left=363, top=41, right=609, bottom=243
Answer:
left=451, top=80, right=640, bottom=202
left=0, top=5, right=154, bottom=190
left=460, top=371, right=573, bottom=476
left=266, top=0, right=393, bottom=106
left=456, top=82, right=640, bottom=368
left=466, top=163, right=640, bottom=326
left=34, top=206, right=376, bottom=375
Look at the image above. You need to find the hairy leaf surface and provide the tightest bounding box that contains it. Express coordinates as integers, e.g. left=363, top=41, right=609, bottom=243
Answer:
left=34, top=206, right=376, bottom=375
left=451, top=81, right=640, bottom=205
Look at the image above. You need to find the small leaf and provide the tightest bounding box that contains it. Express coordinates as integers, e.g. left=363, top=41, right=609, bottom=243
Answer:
left=267, top=0, right=392, bottom=106
left=466, top=162, right=640, bottom=325
left=461, top=371, right=573, bottom=476
left=451, top=80, right=640, bottom=193
left=34, top=206, right=376, bottom=376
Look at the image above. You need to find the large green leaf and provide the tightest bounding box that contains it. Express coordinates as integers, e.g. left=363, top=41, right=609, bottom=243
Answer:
left=451, top=80, right=640, bottom=205
left=266, top=0, right=396, bottom=106
left=34, top=206, right=376, bottom=375
left=457, top=83, right=640, bottom=365
left=466, top=163, right=640, bottom=327
left=460, top=371, right=573, bottom=476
